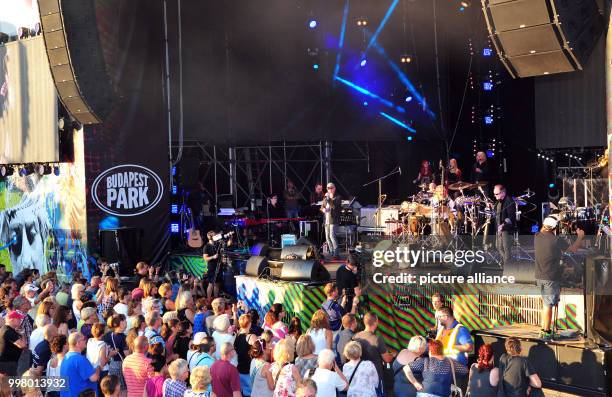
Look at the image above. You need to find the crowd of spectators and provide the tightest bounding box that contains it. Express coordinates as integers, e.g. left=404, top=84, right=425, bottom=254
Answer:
left=0, top=261, right=542, bottom=397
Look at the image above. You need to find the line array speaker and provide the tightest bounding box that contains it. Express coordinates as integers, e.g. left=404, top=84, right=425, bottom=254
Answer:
left=245, top=256, right=269, bottom=277
left=38, top=0, right=114, bottom=124
left=481, top=0, right=604, bottom=78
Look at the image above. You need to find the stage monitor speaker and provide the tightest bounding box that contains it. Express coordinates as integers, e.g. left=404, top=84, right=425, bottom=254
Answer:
left=38, top=0, right=114, bottom=124
left=245, top=256, right=268, bottom=277
left=280, top=245, right=315, bottom=261
left=482, top=0, right=604, bottom=78
left=280, top=260, right=330, bottom=282
left=99, top=227, right=143, bottom=276
left=250, top=243, right=270, bottom=258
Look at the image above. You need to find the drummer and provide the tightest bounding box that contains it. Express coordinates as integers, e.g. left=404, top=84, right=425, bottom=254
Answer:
left=413, top=160, right=435, bottom=189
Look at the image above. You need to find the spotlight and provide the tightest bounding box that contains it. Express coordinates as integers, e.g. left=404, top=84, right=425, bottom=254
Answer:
left=18, top=27, right=31, bottom=39
left=363, top=101, right=368, bottom=106
left=0, top=165, right=13, bottom=177
left=405, top=96, right=413, bottom=102
left=360, top=59, right=367, bottom=67
left=53, top=165, right=60, bottom=176
left=460, top=1, right=471, bottom=7
left=407, top=136, right=413, bottom=141
left=308, top=20, right=317, bottom=29
left=313, top=63, right=319, bottom=70
left=356, top=17, right=368, bottom=27
left=548, top=183, right=555, bottom=188
left=400, top=54, right=413, bottom=64
left=483, top=48, right=492, bottom=57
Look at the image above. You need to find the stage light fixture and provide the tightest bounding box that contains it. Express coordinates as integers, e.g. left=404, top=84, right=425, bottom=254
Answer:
left=483, top=48, right=492, bottom=57
left=548, top=183, right=555, bottom=188
left=313, top=63, right=319, bottom=70
left=356, top=17, right=368, bottom=27
left=400, top=54, right=413, bottom=64
left=483, top=82, right=493, bottom=91
left=308, top=20, right=317, bottom=29
left=405, top=96, right=413, bottom=102
left=171, top=185, right=178, bottom=195
left=360, top=59, right=367, bottom=67
left=407, top=136, right=413, bottom=141
left=170, top=223, right=180, bottom=233
left=171, top=204, right=179, bottom=214
left=484, top=116, right=493, bottom=125
left=363, top=101, right=368, bottom=106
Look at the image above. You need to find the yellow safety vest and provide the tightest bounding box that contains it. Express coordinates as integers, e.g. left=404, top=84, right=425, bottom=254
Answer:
left=436, top=323, right=465, bottom=361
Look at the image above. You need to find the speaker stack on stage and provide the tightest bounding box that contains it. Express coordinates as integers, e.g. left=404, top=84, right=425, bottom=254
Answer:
left=38, top=0, right=114, bottom=124
left=481, top=0, right=604, bottom=78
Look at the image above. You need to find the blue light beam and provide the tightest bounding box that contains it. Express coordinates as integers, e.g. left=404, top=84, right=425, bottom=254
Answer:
left=334, top=76, right=398, bottom=110
left=332, top=0, right=350, bottom=86
left=362, top=0, right=400, bottom=60
left=379, top=111, right=416, bottom=133
left=366, top=35, right=436, bottom=119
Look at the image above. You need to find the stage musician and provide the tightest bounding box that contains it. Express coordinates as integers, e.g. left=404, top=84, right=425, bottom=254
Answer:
left=435, top=306, right=473, bottom=365
left=446, top=158, right=462, bottom=185
left=310, top=182, right=325, bottom=205
left=267, top=194, right=285, bottom=219
left=413, top=160, right=435, bottom=188
left=535, top=215, right=584, bottom=340
left=283, top=180, right=300, bottom=218
left=471, top=151, right=492, bottom=184
left=321, top=182, right=341, bottom=259
left=493, top=185, right=516, bottom=265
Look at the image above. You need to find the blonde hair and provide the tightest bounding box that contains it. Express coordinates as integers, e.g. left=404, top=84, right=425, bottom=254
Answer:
left=80, top=307, right=97, bottom=322
left=295, top=334, right=315, bottom=357
left=238, top=314, right=251, bottom=330
left=175, top=291, right=192, bottom=311
left=168, top=358, right=188, bottom=380
left=71, top=284, right=85, bottom=300
left=158, top=283, right=172, bottom=298
left=211, top=297, right=225, bottom=313
left=309, top=309, right=329, bottom=330
left=273, top=339, right=294, bottom=364
left=343, top=341, right=362, bottom=361
left=190, top=366, right=212, bottom=391
left=408, top=335, right=427, bottom=354
left=105, top=278, right=119, bottom=295
left=141, top=280, right=156, bottom=298
left=213, top=314, right=230, bottom=332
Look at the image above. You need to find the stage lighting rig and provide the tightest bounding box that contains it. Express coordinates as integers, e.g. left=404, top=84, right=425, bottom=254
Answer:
left=308, top=19, right=317, bottom=29
left=356, top=17, right=368, bottom=27
left=459, top=1, right=471, bottom=11
left=400, top=54, right=413, bottom=64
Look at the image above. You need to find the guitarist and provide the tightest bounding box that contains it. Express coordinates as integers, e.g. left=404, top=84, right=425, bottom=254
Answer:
left=203, top=231, right=222, bottom=298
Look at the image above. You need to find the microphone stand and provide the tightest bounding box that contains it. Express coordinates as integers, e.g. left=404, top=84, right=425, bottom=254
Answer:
left=363, top=167, right=402, bottom=229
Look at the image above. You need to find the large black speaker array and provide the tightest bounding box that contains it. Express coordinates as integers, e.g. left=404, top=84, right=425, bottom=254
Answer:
left=481, top=0, right=604, bottom=78
left=38, top=0, right=114, bottom=124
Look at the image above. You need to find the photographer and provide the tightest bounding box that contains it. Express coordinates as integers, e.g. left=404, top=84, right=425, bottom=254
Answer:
left=336, top=255, right=361, bottom=313
left=203, top=231, right=222, bottom=298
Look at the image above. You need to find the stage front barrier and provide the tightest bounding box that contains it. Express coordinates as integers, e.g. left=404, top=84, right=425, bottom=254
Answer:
left=237, top=275, right=585, bottom=351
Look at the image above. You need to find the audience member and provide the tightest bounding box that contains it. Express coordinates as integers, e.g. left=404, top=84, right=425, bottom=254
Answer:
left=393, top=335, right=426, bottom=397
left=162, top=358, right=189, bottom=397
left=466, top=344, right=499, bottom=397
left=210, top=342, right=242, bottom=397
left=46, top=335, right=68, bottom=397
left=270, top=339, right=301, bottom=396
left=100, top=375, right=121, bottom=397
left=353, top=312, right=392, bottom=385
left=249, top=338, right=274, bottom=397
left=306, top=309, right=332, bottom=355
left=295, top=379, right=317, bottom=397
left=32, top=324, right=58, bottom=375
left=187, top=333, right=216, bottom=371
left=304, top=348, right=348, bottom=397
left=0, top=310, right=27, bottom=375
left=342, top=341, right=378, bottom=397
left=336, top=314, right=357, bottom=365
left=234, top=314, right=257, bottom=396
left=497, top=338, right=541, bottom=397
left=61, top=332, right=100, bottom=397
left=123, top=336, right=154, bottom=397
left=295, top=335, right=318, bottom=378
left=186, top=365, right=214, bottom=397
left=435, top=306, right=474, bottom=365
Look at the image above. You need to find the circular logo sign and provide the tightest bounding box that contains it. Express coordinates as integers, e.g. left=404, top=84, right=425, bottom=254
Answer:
left=91, top=164, right=164, bottom=217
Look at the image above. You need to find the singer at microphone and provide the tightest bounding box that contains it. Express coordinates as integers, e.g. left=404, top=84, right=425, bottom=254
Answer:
left=321, top=182, right=342, bottom=259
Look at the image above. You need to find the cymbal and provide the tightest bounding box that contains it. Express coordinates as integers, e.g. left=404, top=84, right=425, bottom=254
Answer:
left=448, top=182, right=475, bottom=191
left=513, top=197, right=527, bottom=206
left=475, top=181, right=488, bottom=187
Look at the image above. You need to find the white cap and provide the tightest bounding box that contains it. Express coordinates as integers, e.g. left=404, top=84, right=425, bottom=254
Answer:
left=543, top=214, right=559, bottom=228
left=193, top=332, right=207, bottom=345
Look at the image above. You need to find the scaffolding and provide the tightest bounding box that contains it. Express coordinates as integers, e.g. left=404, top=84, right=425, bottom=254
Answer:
left=173, top=141, right=370, bottom=211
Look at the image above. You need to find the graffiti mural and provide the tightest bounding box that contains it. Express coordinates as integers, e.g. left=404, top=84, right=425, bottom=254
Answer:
left=0, top=130, right=89, bottom=280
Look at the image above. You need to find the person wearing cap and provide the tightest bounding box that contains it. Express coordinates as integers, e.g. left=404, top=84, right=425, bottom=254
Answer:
left=0, top=310, right=27, bottom=375
left=187, top=332, right=216, bottom=371
left=535, top=214, right=584, bottom=340
left=321, top=182, right=342, bottom=259
left=144, top=311, right=165, bottom=348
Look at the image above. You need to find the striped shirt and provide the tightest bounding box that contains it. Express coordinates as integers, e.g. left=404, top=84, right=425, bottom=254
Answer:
left=162, top=379, right=187, bottom=397
left=122, top=352, right=153, bottom=397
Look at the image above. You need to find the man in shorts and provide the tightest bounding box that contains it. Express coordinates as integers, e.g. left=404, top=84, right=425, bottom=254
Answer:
left=534, top=215, right=584, bottom=340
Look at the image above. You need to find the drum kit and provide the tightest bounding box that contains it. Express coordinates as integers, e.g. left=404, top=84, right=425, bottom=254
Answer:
left=389, top=180, right=495, bottom=243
